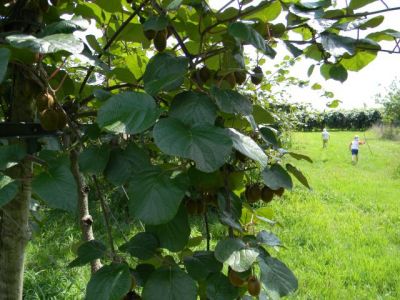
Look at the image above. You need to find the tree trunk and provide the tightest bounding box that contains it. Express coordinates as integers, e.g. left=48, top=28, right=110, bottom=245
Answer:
left=0, top=69, right=36, bottom=298
left=70, top=150, right=102, bottom=273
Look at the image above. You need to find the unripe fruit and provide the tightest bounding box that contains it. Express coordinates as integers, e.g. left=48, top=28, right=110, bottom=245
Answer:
left=247, top=276, right=261, bottom=296
left=251, top=66, right=263, bottom=85
left=234, top=71, right=247, bottom=85
left=245, top=184, right=261, bottom=203
left=36, top=92, right=54, bottom=112
left=40, top=109, right=59, bottom=131
left=274, top=187, right=285, bottom=197
left=199, top=66, right=211, bottom=83
left=228, top=268, right=246, bottom=287
left=144, top=29, right=156, bottom=40
left=154, top=30, right=167, bottom=52
left=261, top=185, right=274, bottom=203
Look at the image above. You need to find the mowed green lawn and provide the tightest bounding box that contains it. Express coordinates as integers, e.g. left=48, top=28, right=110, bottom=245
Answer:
left=270, top=131, right=400, bottom=299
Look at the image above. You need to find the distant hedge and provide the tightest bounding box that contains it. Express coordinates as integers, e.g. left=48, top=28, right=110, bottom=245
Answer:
left=296, top=109, right=382, bottom=131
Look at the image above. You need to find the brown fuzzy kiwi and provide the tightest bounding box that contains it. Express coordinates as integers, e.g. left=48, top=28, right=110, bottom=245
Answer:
left=261, top=185, right=274, bottom=203
left=251, top=66, right=263, bottom=85
left=245, top=184, right=261, bottom=203
left=154, top=30, right=167, bottom=52
left=144, top=29, right=156, bottom=40
left=274, top=187, right=285, bottom=197
left=36, top=92, right=54, bottom=112
left=234, top=71, right=247, bottom=85
left=228, top=267, right=246, bottom=287
left=199, top=66, right=211, bottom=83
left=40, top=109, right=59, bottom=131
left=247, top=275, right=261, bottom=296
left=186, top=198, right=198, bottom=215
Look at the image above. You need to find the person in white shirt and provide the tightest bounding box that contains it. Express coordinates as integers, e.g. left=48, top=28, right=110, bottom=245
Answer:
left=321, top=128, right=330, bottom=148
left=349, top=135, right=365, bottom=164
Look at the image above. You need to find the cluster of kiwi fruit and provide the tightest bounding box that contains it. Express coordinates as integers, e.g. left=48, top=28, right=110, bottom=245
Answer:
left=185, top=193, right=218, bottom=215
left=228, top=268, right=261, bottom=296
left=190, top=66, right=249, bottom=89
left=245, top=183, right=284, bottom=204
left=144, top=27, right=171, bottom=52
left=36, top=91, right=67, bottom=131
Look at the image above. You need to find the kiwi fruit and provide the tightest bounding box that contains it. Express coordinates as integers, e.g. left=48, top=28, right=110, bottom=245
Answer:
left=186, top=198, right=198, bottom=215
left=144, top=29, right=156, bottom=40
left=261, top=185, right=274, bottom=203
left=36, top=92, right=54, bottom=112
left=222, top=72, right=236, bottom=89
left=274, top=187, right=285, bottom=197
left=154, top=30, right=167, bottom=52
left=228, top=268, right=246, bottom=287
left=234, top=71, right=247, bottom=85
left=251, top=66, right=263, bottom=85
left=245, top=184, right=261, bottom=203
left=199, top=66, right=211, bottom=83
left=247, top=275, right=261, bottom=296
left=40, top=109, right=59, bottom=131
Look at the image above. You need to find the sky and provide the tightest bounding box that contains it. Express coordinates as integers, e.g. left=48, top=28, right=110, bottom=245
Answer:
left=210, top=0, right=400, bottom=110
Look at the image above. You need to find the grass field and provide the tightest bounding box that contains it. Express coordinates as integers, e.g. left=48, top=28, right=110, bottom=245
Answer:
left=23, top=131, right=400, bottom=299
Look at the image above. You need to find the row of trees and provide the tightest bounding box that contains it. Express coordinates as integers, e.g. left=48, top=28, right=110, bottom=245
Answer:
left=1, top=0, right=400, bottom=299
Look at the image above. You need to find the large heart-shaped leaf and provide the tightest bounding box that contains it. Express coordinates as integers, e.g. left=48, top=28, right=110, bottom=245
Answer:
left=104, top=143, right=151, bottom=185
left=143, top=53, right=188, bottom=95
left=79, top=145, right=110, bottom=175
left=0, top=144, right=26, bottom=170
left=6, top=34, right=84, bottom=54
left=69, top=240, right=107, bottom=268
left=225, top=248, right=259, bottom=272
left=262, top=164, right=293, bottom=191
left=97, top=92, right=159, bottom=134
left=349, top=0, right=375, bottom=9
left=228, top=128, right=268, bottom=167
left=119, top=232, right=159, bottom=260
left=170, top=91, right=217, bottom=125
left=142, top=266, right=197, bottom=300
left=184, top=251, right=223, bottom=281
left=257, top=230, right=281, bottom=247
left=214, top=238, right=246, bottom=263
left=259, top=256, right=298, bottom=298
left=153, top=118, right=232, bottom=172
left=127, top=167, right=186, bottom=225
left=40, top=17, right=89, bottom=37
left=85, top=263, right=131, bottom=300
left=228, top=22, right=274, bottom=56
left=0, top=48, right=10, bottom=83
left=143, top=16, right=169, bottom=31
left=146, top=205, right=190, bottom=252
left=320, top=33, right=356, bottom=57
left=0, top=175, right=19, bottom=208
left=206, top=272, right=239, bottom=300
left=32, top=158, right=77, bottom=212
left=211, top=86, right=252, bottom=115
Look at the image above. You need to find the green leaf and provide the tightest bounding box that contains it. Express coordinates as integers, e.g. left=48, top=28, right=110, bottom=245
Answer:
left=321, top=33, right=356, bottom=57
left=119, top=232, right=159, bottom=260
left=79, top=145, right=110, bottom=175
left=170, top=91, right=217, bottom=125
left=95, top=0, right=122, bottom=12
left=85, top=263, right=131, bottom=300
left=0, top=175, right=19, bottom=208
left=211, top=86, right=252, bottom=115
left=244, top=0, right=282, bottom=22
left=0, top=48, right=10, bottom=83
left=284, top=41, right=303, bottom=57
left=287, top=151, right=313, bottom=163
left=188, top=167, right=223, bottom=192
left=40, top=17, right=89, bottom=37
left=257, top=230, right=281, bottom=247
left=127, top=167, right=186, bottom=225
left=104, top=143, right=151, bottom=185
left=97, top=92, right=159, bottom=134
left=298, top=0, right=331, bottom=9
left=311, top=83, right=322, bottom=90
left=327, top=99, right=341, bottom=108
left=206, top=272, right=239, bottom=300
left=260, top=126, right=280, bottom=147
left=253, top=105, right=275, bottom=125
left=225, top=248, right=259, bottom=272
left=214, top=238, right=246, bottom=263
left=349, top=0, right=375, bottom=9
left=259, top=256, right=298, bottom=297
left=329, top=64, right=348, bottom=82
left=143, top=53, right=188, bottom=95
left=6, top=34, right=84, bottom=54
left=146, top=205, right=190, bottom=252
left=69, top=240, right=107, bottom=268
left=142, top=266, right=197, bottom=300
left=228, top=22, right=275, bottom=56
left=286, top=163, right=311, bottom=189
left=341, top=50, right=377, bottom=71
left=153, top=118, right=232, bottom=172
left=184, top=251, right=223, bottom=281
left=166, top=0, right=183, bottom=10
left=0, top=144, right=26, bottom=170
left=143, top=16, right=169, bottom=31
left=262, top=164, right=293, bottom=191
left=228, top=128, right=268, bottom=167
left=32, top=158, right=77, bottom=212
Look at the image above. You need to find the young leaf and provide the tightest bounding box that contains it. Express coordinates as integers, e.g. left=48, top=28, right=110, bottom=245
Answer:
left=257, top=230, right=282, bottom=247
left=69, top=240, right=107, bottom=268
left=286, top=163, right=311, bottom=189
